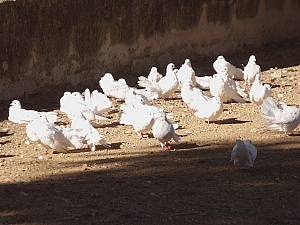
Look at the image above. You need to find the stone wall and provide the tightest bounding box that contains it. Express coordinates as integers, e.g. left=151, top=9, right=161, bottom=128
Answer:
left=0, top=0, right=300, bottom=100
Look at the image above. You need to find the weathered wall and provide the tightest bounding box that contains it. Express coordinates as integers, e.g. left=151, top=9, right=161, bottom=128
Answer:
left=0, top=0, right=300, bottom=100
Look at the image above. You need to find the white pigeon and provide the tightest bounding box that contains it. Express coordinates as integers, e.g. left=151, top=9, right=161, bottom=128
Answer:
left=83, top=88, right=112, bottom=116
left=181, top=79, right=211, bottom=109
left=209, top=67, right=246, bottom=103
left=26, top=115, right=83, bottom=153
left=194, top=97, right=223, bottom=124
left=249, top=74, right=272, bottom=107
left=244, top=55, right=261, bottom=86
left=70, top=111, right=110, bottom=151
left=152, top=109, right=180, bottom=150
left=138, top=63, right=179, bottom=99
left=120, top=103, right=158, bottom=139
left=230, top=139, right=257, bottom=169
left=213, top=55, right=244, bottom=80
left=177, top=59, right=197, bottom=86
left=120, top=90, right=160, bottom=139
left=99, top=73, right=130, bottom=100
left=59, top=92, right=73, bottom=113
left=8, top=100, right=57, bottom=124
left=261, top=97, right=300, bottom=135
left=147, top=67, right=162, bottom=83
left=124, top=88, right=151, bottom=108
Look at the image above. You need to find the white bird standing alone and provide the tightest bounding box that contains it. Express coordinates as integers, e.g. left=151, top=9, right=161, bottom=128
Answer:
left=152, top=110, right=180, bottom=151
left=230, top=139, right=257, bottom=169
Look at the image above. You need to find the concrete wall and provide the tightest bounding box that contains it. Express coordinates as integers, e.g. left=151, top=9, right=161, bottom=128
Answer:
left=0, top=0, right=300, bottom=100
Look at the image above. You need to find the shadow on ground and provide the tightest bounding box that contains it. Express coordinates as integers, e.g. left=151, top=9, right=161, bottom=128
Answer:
left=0, top=139, right=299, bottom=225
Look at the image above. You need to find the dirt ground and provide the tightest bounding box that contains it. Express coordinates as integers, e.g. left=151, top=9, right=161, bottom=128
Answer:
left=0, top=37, right=300, bottom=225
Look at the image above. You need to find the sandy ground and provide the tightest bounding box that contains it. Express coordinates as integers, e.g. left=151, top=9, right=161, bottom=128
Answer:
left=0, top=37, right=300, bottom=225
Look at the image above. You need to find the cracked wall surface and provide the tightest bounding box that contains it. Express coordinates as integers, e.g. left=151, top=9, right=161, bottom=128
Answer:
left=0, top=0, right=300, bottom=100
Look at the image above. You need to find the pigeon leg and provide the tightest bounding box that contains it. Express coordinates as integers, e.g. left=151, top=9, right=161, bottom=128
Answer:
left=139, top=133, right=144, bottom=140
left=41, top=149, right=49, bottom=155
left=160, top=142, right=169, bottom=151
left=189, top=108, right=195, bottom=114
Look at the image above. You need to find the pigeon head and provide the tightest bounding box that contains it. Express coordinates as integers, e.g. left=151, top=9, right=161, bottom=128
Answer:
left=63, top=92, right=71, bottom=96
left=167, top=63, right=175, bottom=71
left=235, top=139, right=244, bottom=147
left=249, top=55, right=256, bottom=62
left=277, top=102, right=288, bottom=109
left=222, top=66, right=229, bottom=73
left=151, top=67, right=158, bottom=72
left=153, top=108, right=165, bottom=120
left=244, top=139, right=252, bottom=145
left=10, top=100, right=22, bottom=108
left=184, top=59, right=191, bottom=67
left=212, top=97, right=223, bottom=105
left=118, top=78, right=127, bottom=85
left=103, top=73, right=114, bottom=82
left=217, top=55, right=225, bottom=61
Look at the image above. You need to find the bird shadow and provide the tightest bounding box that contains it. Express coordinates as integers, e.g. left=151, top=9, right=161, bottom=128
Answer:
left=217, top=118, right=250, bottom=124
left=174, top=125, right=185, bottom=130
left=103, top=121, right=120, bottom=128
left=67, top=142, right=123, bottom=154
left=0, top=140, right=12, bottom=145
left=165, top=97, right=183, bottom=101
left=270, top=84, right=281, bottom=89
left=287, top=133, right=300, bottom=137
left=0, top=154, right=14, bottom=158
left=175, top=143, right=210, bottom=150
left=0, top=131, right=13, bottom=138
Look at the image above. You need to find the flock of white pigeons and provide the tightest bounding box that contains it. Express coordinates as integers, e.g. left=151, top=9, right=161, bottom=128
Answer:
left=6, top=55, right=300, bottom=169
